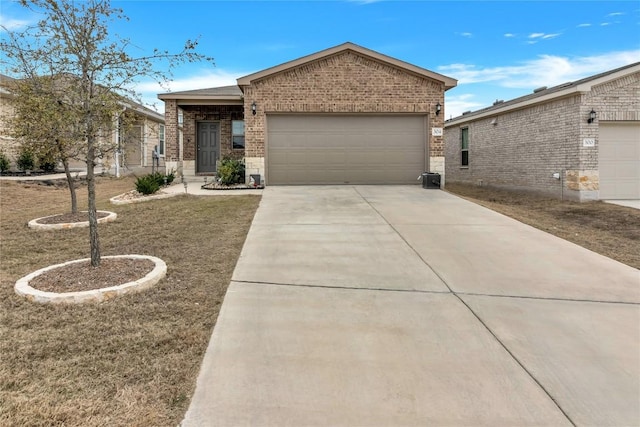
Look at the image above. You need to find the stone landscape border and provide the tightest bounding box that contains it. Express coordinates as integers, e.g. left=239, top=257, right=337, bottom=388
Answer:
left=15, top=255, right=167, bottom=304
left=28, top=210, right=117, bottom=230
left=110, top=190, right=179, bottom=205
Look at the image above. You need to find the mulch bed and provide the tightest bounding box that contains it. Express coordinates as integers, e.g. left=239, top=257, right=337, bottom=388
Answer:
left=35, top=211, right=110, bottom=224
left=201, top=183, right=264, bottom=190
left=28, top=258, right=156, bottom=293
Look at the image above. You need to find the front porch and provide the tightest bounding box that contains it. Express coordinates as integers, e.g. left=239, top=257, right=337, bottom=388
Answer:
left=159, top=86, right=248, bottom=181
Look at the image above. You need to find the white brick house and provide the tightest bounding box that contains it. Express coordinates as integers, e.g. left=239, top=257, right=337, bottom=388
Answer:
left=444, top=63, right=640, bottom=201
left=159, top=42, right=457, bottom=185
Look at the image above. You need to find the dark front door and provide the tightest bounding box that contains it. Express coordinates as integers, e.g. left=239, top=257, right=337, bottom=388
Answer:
left=197, top=122, right=219, bottom=173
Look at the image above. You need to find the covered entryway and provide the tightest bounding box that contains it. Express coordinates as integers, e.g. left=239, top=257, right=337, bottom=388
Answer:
left=197, top=122, right=220, bottom=173
left=122, top=125, right=142, bottom=168
left=599, top=122, right=640, bottom=199
left=267, top=115, right=426, bottom=185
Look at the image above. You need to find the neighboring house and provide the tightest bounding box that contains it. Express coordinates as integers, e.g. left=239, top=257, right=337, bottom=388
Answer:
left=444, top=63, right=640, bottom=201
left=115, top=100, right=166, bottom=174
left=0, top=73, right=165, bottom=173
left=159, top=42, right=457, bottom=185
left=0, top=74, right=18, bottom=162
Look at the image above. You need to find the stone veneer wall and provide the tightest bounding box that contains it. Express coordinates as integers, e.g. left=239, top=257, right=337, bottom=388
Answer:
left=241, top=51, right=446, bottom=184
left=444, top=71, right=640, bottom=201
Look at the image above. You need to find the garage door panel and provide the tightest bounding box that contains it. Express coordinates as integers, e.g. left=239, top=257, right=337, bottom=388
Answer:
left=599, top=122, right=640, bottom=199
left=268, top=115, right=426, bottom=185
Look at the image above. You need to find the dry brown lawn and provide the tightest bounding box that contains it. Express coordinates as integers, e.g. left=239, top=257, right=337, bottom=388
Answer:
left=0, top=176, right=260, bottom=426
left=2, top=178, right=638, bottom=426
left=445, top=182, right=640, bottom=269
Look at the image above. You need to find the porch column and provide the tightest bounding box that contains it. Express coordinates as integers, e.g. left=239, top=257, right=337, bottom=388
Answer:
left=163, top=99, right=181, bottom=177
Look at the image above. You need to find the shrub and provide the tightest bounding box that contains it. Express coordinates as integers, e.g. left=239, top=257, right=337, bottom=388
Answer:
left=38, top=153, right=57, bottom=172
left=217, top=158, right=245, bottom=186
left=149, top=170, right=175, bottom=187
left=16, top=148, right=35, bottom=171
left=0, top=151, right=10, bottom=173
left=135, top=174, right=160, bottom=195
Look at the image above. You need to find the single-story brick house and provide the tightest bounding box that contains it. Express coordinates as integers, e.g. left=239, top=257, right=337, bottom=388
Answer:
left=158, top=42, right=457, bottom=185
left=444, top=62, right=640, bottom=201
left=0, top=73, right=165, bottom=173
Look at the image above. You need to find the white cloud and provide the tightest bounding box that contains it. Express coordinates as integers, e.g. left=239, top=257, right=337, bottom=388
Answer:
left=607, top=12, right=624, bottom=17
left=0, top=15, right=32, bottom=31
left=438, top=50, right=640, bottom=89
left=577, top=23, right=592, bottom=28
left=528, top=32, right=561, bottom=40
left=504, top=33, right=516, bottom=38
left=600, top=22, right=611, bottom=26
left=459, top=32, right=473, bottom=38
left=134, top=68, right=252, bottom=113
left=444, top=93, right=484, bottom=119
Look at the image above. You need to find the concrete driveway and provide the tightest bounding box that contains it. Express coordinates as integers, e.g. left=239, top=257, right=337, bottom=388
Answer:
left=182, top=186, right=640, bottom=427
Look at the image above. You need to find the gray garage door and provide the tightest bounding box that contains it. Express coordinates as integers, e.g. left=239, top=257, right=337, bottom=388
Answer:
left=599, top=122, right=640, bottom=199
left=267, top=115, right=426, bottom=185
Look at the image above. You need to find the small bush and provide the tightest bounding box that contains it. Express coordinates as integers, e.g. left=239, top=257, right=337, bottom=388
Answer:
left=135, top=174, right=160, bottom=195
left=0, top=151, right=10, bottom=173
left=165, top=169, right=175, bottom=184
left=217, top=158, right=245, bottom=186
left=38, top=153, right=57, bottom=172
left=16, top=149, right=35, bottom=171
left=149, top=170, right=175, bottom=187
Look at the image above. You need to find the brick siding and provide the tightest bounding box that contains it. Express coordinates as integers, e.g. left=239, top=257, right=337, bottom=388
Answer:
left=243, top=51, right=445, bottom=158
left=180, top=105, right=244, bottom=163
left=444, top=71, right=640, bottom=200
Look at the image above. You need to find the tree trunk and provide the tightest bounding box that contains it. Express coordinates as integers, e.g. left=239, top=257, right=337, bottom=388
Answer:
left=62, top=158, right=78, bottom=214
left=87, top=139, right=100, bottom=267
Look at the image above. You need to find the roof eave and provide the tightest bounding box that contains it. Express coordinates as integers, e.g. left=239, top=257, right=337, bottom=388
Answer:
left=445, top=87, right=584, bottom=126
left=236, top=42, right=457, bottom=89
left=445, top=62, right=640, bottom=127
left=158, top=93, right=243, bottom=102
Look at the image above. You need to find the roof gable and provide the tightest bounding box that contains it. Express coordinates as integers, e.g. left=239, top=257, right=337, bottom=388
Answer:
left=237, top=42, right=457, bottom=90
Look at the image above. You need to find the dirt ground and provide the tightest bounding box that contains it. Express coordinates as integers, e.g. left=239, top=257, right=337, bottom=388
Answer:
left=0, top=176, right=261, bottom=426
left=445, top=182, right=640, bottom=270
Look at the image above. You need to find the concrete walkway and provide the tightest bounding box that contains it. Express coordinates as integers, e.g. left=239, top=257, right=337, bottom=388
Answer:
left=182, top=186, right=639, bottom=426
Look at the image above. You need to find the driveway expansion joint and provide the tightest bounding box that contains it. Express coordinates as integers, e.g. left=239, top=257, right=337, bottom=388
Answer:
left=232, top=280, right=452, bottom=295
left=354, top=186, right=577, bottom=426
left=457, top=291, right=640, bottom=306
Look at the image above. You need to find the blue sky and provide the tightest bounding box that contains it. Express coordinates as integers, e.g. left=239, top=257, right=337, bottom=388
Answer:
left=1, top=0, right=639, bottom=118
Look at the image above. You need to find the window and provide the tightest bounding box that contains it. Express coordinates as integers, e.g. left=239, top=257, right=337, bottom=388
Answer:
left=158, top=124, right=165, bottom=156
left=460, top=127, right=469, bottom=166
left=232, top=120, right=245, bottom=149
left=178, top=109, right=184, bottom=126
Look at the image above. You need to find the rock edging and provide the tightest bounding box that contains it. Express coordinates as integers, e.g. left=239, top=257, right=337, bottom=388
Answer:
left=28, top=210, right=117, bottom=230
left=15, top=255, right=167, bottom=304
left=110, top=190, right=178, bottom=205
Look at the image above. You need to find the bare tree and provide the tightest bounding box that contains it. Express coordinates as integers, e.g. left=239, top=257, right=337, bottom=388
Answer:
left=1, top=0, right=213, bottom=267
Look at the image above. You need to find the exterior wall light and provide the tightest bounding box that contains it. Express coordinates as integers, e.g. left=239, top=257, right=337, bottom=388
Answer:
left=435, top=102, right=442, bottom=116
left=587, top=109, right=596, bottom=123
left=251, top=101, right=257, bottom=116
